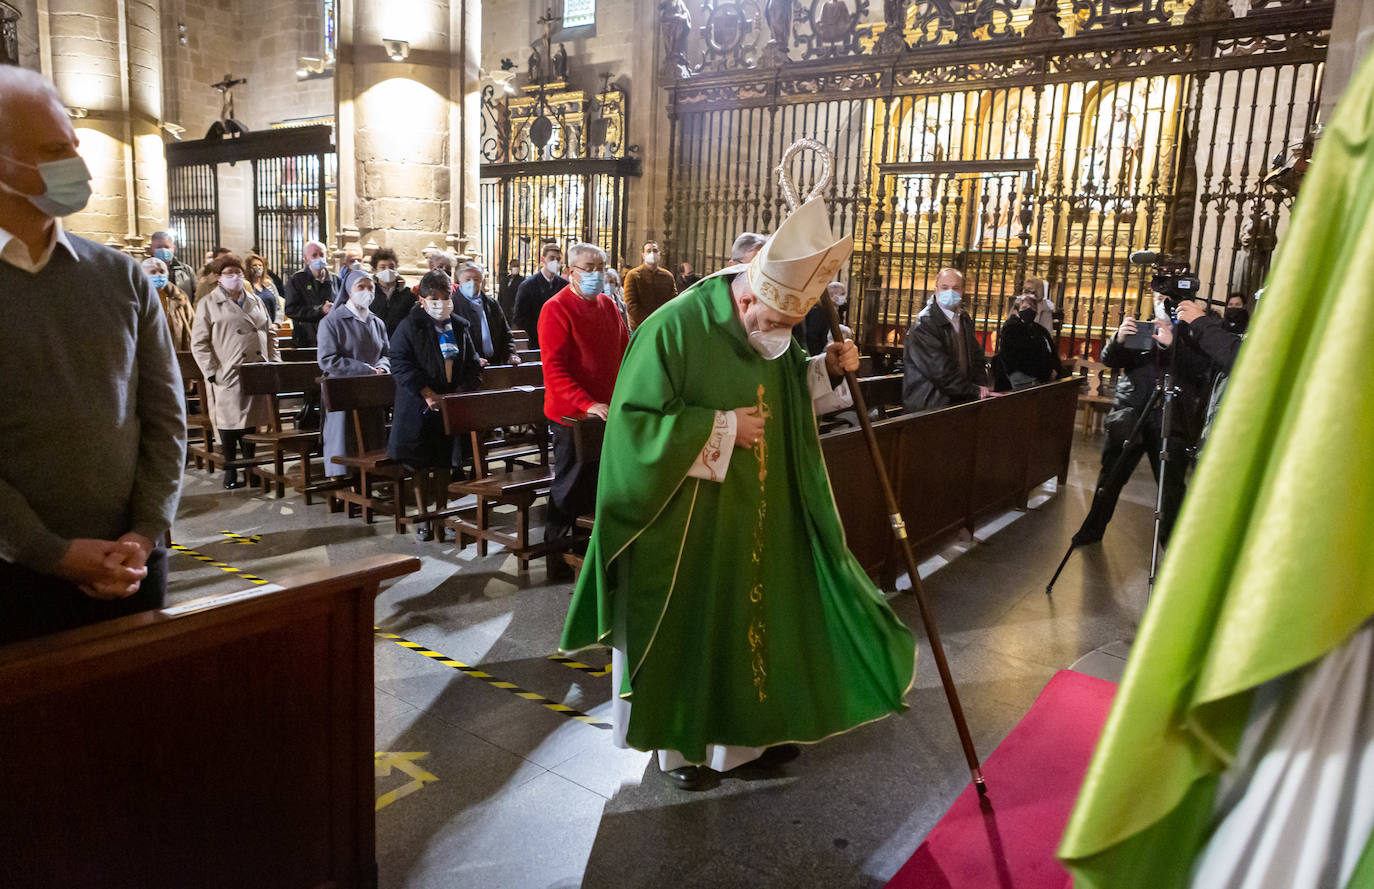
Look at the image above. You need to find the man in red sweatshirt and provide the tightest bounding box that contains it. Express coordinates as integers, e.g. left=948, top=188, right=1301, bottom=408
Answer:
left=538, top=242, right=631, bottom=559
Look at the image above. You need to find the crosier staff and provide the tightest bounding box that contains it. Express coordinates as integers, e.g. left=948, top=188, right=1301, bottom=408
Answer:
left=777, top=138, right=988, bottom=796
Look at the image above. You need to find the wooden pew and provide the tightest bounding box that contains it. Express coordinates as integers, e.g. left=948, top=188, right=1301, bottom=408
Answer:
left=480, top=362, right=542, bottom=390
left=0, top=553, right=420, bottom=889
left=280, top=347, right=319, bottom=363
left=320, top=373, right=412, bottom=531
left=516, top=349, right=540, bottom=364
left=476, top=363, right=547, bottom=472
left=821, top=377, right=1080, bottom=587
left=856, top=372, right=904, bottom=419
left=176, top=351, right=216, bottom=470
left=239, top=361, right=332, bottom=500
left=441, top=387, right=554, bottom=571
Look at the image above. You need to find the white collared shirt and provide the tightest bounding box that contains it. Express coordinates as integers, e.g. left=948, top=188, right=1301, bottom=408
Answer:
left=0, top=218, right=78, bottom=274
left=939, top=299, right=961, bottom=332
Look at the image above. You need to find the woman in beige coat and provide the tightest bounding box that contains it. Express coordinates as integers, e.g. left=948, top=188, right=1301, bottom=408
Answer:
left=191, top=253, right=280, bottom=488
left=141, top=256, right=195, bottom=351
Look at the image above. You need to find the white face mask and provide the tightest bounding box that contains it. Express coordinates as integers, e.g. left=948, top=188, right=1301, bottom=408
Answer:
left=1154, top=297, right=1172, bottom=322
left=0, top=154, right=93, bottom=217
left=748, top=329, right=792, bottom=360
left=219, top=274, right=243, bottom=292
left=644, top=252, right=659, bottom=265
left=376, top=268, right=398, bottom=285
left=545, top=259, right=560, bottom=275
left=425, top=299, right=450, bottom=321
left=350, top=287, right=374, bottom=310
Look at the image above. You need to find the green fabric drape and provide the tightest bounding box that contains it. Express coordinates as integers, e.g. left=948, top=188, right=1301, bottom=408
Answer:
left=1059, top=50, right=1374, bottom=888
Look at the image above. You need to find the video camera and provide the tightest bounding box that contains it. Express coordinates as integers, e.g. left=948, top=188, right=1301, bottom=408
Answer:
left=1129, top=251, right=1202, bottom=304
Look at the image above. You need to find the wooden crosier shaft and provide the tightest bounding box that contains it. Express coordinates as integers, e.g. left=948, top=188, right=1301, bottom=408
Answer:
left=819, top=294, right=987, bottom=795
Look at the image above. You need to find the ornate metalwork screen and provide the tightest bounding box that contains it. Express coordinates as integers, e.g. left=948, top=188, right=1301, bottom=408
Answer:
left=479, top=164, right=631, bottom=275
left=167, top=126, right=335, bottom=277
left=167, top=163, right=220, bottom=269
left=662, top=0, right=1332, bottom=356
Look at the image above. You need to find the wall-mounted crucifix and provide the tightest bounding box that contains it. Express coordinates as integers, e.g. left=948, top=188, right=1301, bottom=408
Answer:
left=206, top=73, right=249, bottom=140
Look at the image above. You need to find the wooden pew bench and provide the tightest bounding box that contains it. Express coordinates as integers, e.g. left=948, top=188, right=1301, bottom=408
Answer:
left=239, top=361, right=336, bottom=501
left=441, top=387, right=554, bottom=572
left=0, top=554, right=419, bottom=889
left=320, top=373, right=412, bottom=531
left=176, top=351, right=216, bottom=470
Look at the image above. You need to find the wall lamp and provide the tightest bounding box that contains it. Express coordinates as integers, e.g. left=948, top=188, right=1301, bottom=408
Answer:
left=296, top=56, right=330, bottom=80
left=383, top=38, right=410, bottom=62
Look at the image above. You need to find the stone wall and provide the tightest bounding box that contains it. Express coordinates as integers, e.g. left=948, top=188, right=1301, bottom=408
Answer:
left=11, top=0, right=40, bottom=71
left=481, top=0, right=672, bottom=268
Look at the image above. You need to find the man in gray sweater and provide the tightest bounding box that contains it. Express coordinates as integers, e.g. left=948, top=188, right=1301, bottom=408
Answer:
left=0, top=67, right=186, bottom=644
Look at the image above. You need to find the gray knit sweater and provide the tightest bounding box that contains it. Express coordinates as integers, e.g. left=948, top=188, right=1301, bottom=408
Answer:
left=0, top=234, right=186, bottom=572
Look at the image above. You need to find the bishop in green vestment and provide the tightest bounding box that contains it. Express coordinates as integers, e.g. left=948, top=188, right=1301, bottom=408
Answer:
left=560, top=196, right=916, bottom=781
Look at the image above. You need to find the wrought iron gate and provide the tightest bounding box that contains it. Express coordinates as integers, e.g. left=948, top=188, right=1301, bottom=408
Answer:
left=479, top=161, right=633, bottom=275
left=663, top=0, right=1332, bottom=357
left=167, top=125, right=334, bottom=277
left=167, top=162, right=220, bottom=267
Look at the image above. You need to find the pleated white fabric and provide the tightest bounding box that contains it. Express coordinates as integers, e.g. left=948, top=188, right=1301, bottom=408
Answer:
left=609, top=647, right=765, bottom=773
left=1189, top=621, right=1374, bottom=889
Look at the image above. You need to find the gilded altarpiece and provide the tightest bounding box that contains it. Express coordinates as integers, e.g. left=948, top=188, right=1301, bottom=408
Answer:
left=661, top=0, right=1331, bottom=357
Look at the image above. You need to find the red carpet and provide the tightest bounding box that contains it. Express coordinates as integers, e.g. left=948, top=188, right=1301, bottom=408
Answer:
left=884, top=670, right=1117, bottom=889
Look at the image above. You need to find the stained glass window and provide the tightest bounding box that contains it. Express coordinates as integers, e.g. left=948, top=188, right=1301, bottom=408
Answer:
left=563, top=0, right=595, bottom=29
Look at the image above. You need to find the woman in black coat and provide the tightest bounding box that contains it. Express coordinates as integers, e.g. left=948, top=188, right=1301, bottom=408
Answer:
left=388, top=270, right=483, bottom=539
left=997, top=293, right=1061, bottom=390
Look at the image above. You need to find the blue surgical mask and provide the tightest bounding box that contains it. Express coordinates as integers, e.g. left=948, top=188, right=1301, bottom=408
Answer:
left=579, top=271, right=605, bottom=297
left=0, top=154, right=93, bottom=217
left=309, top=257, right=327, bottom=272
left=148, top=273, right=169, bottom=290
left=936, top=288, right=962, bottom=310
left=154, top=248, right=174, bottom=263
left=459, top=280, right=478, bottom=299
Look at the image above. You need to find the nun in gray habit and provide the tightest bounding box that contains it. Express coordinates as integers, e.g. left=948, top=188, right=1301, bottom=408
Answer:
left=318, top=273, right=391, bottom=476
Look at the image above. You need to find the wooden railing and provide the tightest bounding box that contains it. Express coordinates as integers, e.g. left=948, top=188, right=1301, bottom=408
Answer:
left=0, top=554, right=420, bottom=889
left=822, top=377, right=1080, bottom=587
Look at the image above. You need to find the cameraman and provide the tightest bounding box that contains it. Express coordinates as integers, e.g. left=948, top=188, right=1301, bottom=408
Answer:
left=1176, top=298, right=1246, bottom=445
left=1072, top=291, right=1212, bottom=548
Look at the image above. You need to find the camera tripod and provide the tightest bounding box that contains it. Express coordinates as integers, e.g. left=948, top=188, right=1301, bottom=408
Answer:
left=1046, top=335, right=1184, bottom=598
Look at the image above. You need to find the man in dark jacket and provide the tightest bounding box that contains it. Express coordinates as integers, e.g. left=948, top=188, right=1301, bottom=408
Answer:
left=1072, top=294, right=1213, bottom=547
left=1177, top=298, right=1246, bottom=445
left=513, top=243, right=567, bottom=349
left=284, top=240, right=341, bottom=347
left=148, top=231, right=197, bottom=298
left=902, top=268, right=993, bottom=413
left=498, top=260, right=524, bottom=321
left=454, top=262, right=519, bottom=366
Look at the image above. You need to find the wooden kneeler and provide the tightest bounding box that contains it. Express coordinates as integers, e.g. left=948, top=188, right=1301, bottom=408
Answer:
left=320, top=373, right=412, bottom=532
left=240, top=362, right=332, bottom=500
left=440, top=387, right=555, bottom=572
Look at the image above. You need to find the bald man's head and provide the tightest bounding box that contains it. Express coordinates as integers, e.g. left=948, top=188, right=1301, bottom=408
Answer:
left=0, top=69, right=85, bottom=223
left=935, top=268, right=965, bottom=293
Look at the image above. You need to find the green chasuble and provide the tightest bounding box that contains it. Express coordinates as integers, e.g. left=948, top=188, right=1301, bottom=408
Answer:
left=560, top=275, right=916, bottom=762
left=1059, top=50, right=1374, bottom=888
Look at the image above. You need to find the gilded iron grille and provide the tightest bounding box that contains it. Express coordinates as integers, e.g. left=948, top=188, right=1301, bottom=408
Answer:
left=663, top=2, right=1330, bottom=358
left=167, top=163, right=220, bottom=271
left=253, top=152, right=333, bottom=280
left=479, top=165, right=632, bottom=276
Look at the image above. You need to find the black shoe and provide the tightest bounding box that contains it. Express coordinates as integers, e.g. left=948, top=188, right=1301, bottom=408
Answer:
left=223, top=472, right=244, bottom=489
left=755, top=744, right=801, bottom=768
left=416, top=524, right=435, bottom=542
left=664, top=765, right=716, bottom=791
left=1071, top=530, right=1102, bottom=546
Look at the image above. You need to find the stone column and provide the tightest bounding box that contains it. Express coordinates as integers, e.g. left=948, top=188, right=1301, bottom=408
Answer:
left=336, top=0, right=478, bottom=273
left=1322, top=0, right=1374, bottom=119
left=447, top=0, right=480, bottom=260
left=40, top=0, right=167, bottom=252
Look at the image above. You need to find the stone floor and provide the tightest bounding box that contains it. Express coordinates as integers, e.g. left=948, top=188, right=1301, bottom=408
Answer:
left=165, top=428, right=1159, bottom=889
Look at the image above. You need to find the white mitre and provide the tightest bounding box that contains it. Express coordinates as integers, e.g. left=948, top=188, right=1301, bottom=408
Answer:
left=746, top=195, right=854, bottom=317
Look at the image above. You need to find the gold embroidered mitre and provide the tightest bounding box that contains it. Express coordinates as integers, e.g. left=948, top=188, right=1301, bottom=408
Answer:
left=746, top=195, right=854, bottom=317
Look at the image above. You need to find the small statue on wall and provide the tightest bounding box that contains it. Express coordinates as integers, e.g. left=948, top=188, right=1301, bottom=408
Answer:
left=661, top=0, right=692, bottom=78
left=528, top=46, right=542, bottom=83
left=552, top=42, right=569, bottom=81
